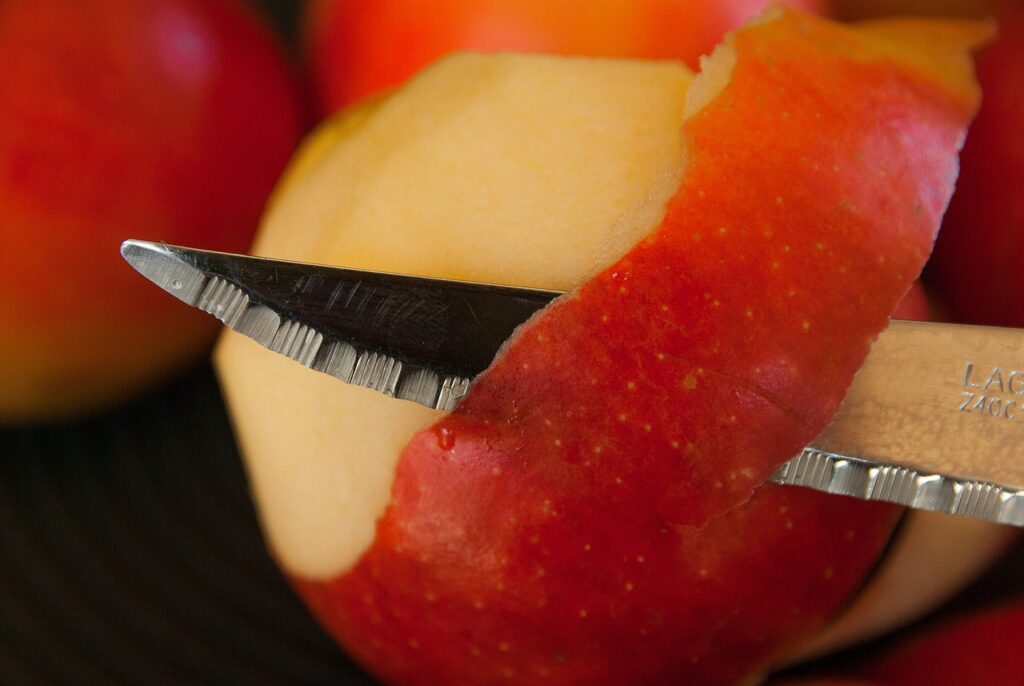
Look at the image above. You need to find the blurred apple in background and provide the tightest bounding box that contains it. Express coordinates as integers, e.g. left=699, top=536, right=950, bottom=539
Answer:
left=831, top=0, right=981, bottom=19
left=833, top=1, right=1024, bottom=330
left=0, top=0, right=304, bottom=422
left=854, top=600, right=1024, bottom=686
left=300, top=0, right=828, bottom=116
left=927, top=2, right=1024, bottom=328
left=775, top=600, right=1024, bottom=685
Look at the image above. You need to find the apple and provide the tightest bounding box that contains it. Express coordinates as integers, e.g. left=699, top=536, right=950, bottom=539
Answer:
left=786, top=279, right=1020, bottom=663
left=855, top=601, right=1024, bottom=685
left=776, top=601, right=1024, bottom=685
left=831, top=0, right=983, bottom=20
left=926, top=1, right=1024, bottom=328
left=782, top=2, right=1024, bottom=657
left=0, top=0, right=304, bottom=422
left=831, top=0, right=987, bottom=22
left=217, top=9, right=988, bottom=685
left=300, top=0, right=828, bottom=116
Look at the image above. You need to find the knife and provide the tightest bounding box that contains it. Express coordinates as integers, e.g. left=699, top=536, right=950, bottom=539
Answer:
left=121, top=239, right=1024, bottom=527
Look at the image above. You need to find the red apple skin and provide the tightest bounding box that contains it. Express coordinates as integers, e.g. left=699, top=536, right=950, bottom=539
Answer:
left=778, top=601, right=1024, bottom=686
left=301, top=0, right=827, bottom=115
left=0, top=0, right=304, bottom=421
left=292, top=12, right=986, bottom=685
left=856, top=601, right=1024, bottom=686
left=926, top=1, right=1024, bottom=328
left=892, top=282, right=931, bottom=320
left=832, top=0, right=986, bottom=20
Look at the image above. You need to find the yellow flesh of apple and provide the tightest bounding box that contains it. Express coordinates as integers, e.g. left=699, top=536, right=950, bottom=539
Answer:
left=216, top=53, right=694, bottom=579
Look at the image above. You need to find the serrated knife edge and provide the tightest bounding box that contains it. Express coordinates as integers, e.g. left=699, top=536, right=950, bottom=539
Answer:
left=769, top=450, right=1024, bottom=526
left=120, top=239, right=1024, bottom=527
left=120, top=240, right=470, bottom=411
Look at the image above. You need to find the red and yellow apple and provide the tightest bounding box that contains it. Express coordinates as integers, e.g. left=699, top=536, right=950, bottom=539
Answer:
left=0, top=0, right=304, bottom=422
left=218, top=8, right=991, bottom=684
left=300, top=0, right=827, bottom=116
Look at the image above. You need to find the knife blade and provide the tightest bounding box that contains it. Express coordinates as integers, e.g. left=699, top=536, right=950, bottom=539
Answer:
left=121, top=239, right=1024, bottom=527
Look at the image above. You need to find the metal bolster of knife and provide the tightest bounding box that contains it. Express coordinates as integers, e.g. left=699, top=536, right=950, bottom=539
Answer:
left=770, top=448, right=1024, bottom=526
left=121, top=240, right=558, bottom=411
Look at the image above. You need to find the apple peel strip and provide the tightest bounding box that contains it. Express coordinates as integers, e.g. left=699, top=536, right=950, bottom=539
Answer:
left=296, top=9, right=990, bottom=685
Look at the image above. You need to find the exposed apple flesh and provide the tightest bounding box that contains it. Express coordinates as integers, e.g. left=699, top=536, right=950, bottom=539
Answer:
left=217, top=8, right=988, bottom=685
left=790, top=510, right=1019, bottom=661
left=219, top=53, right=694, bottom=577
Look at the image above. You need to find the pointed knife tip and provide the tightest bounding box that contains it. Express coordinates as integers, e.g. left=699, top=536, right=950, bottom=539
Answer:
left=119, top=238, right=162, bottom=264
left=118, top=239, right=205, bottom=305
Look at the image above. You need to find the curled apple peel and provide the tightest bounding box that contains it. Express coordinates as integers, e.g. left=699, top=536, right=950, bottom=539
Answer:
left=218, top=8, right=991, bottom=685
